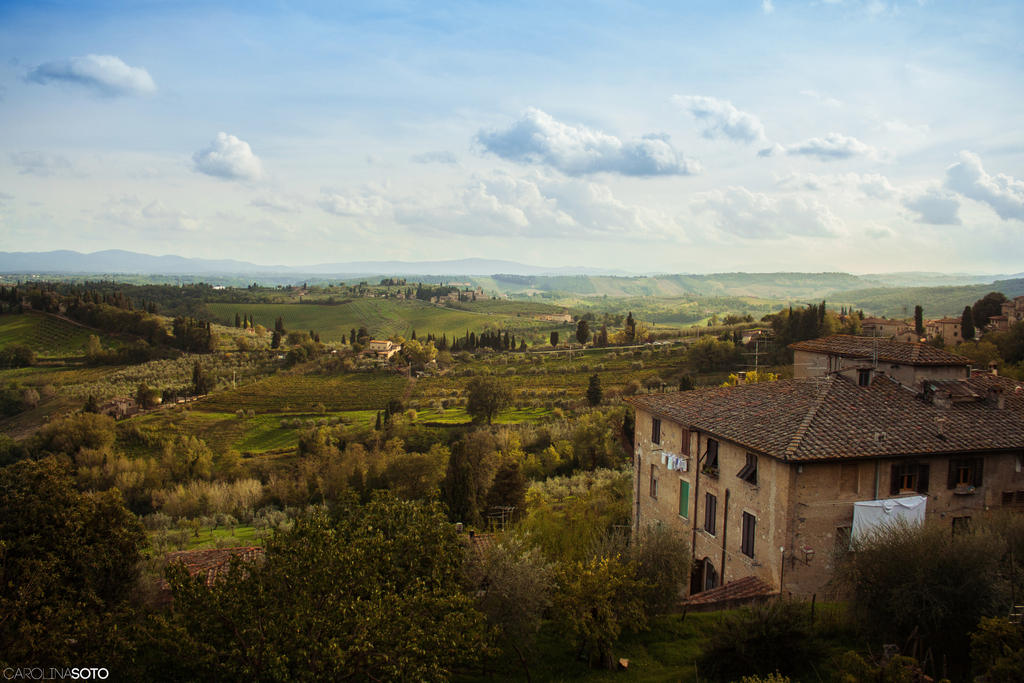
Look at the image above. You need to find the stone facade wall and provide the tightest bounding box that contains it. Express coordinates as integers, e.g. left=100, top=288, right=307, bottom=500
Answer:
left=634, top=406, right=1024, bottom=599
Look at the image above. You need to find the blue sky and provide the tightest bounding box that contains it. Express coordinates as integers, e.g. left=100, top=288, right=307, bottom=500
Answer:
left=1, top=0, right=1022, bottom=273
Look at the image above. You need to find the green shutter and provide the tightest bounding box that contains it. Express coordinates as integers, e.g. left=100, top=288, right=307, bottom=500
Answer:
left=679, top=479, right=689, bottom=518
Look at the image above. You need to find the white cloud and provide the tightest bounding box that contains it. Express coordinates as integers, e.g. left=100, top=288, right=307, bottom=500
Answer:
left=775, top=171, right=897, bottom=199
left=475, top=108, right=698, bottom=176
left=100, top=195, right=201, bottom=232
left=785, top=132, right=877, bottom=161
left=318, top=187, right=392, bottom=217
left=395, top=173, right=682, bottom=240
left=250, top=195, right=302, bottom=213
left=192, top=133, right=263, bottom=181
left=762, top=0, right=775, bottom=14
left=673, top=95, right=768, bottom=144
left=694, top=186, right=844, bottom=239
left=902, top=188, right=961, bottom=225
left=945, top=151, right=1024, bottom=221
left=10, top=151, right=74, bottom=177
left=27, top=54, right=156, bottom=97
left=410, top=151, right=458, bottom=164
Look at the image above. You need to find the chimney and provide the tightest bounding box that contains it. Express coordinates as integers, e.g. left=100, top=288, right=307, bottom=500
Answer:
left=989, top=361, right=999, bottom=376
left=935, top=417, right=947, bottom=438
left=988, top=386, right=1005, bottom=410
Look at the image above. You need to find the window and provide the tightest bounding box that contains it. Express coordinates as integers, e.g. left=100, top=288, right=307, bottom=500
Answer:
left=947, top=458, right=984, bottom=489
left=649, top=464, right=658, bottom=499
left=704, top=493, right=717, bottom=535
left=1002, top=490, right=1024, bottom=506
left=890, top=462, right=930, bottom=495
left=952, top=516, right=972, bottom=535
left=681, top=428, right=691, bottom=456
left=737, top=453, right=758, bottom=485
left=741, top=512, right=756, bottom=558
left=858, top=369, right=871, bottom=386
left=703, top=439, right=719, bottom=477
left=678, top=479, right=689, bottom=518
left=651, top=418, right=661, bottom=445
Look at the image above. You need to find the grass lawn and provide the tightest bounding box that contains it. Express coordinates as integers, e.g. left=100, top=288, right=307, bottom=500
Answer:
left=151, top=524, right=262, bottom=553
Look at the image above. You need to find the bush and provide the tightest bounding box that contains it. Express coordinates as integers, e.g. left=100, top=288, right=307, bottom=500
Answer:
left=699, top=600, right=820, bottom=680
left=633, top=524, right=691, bottom=613
left=836, top=520, right=1006, bottom=670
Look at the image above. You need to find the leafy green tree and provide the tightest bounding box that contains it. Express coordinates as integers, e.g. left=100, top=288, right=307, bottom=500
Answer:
left=914, top=305, right=924, bottom=335
left=465, top=375, right=510, bottom=425
left=0, top=457, right=146, bottom=667
left=0, top=343, right=36, bottom=368
left=632, top=524, right=691, bottom=613
left=678, top=375, right=696, bottom=391
left=699, top=601, right=821, bottom=680
left=624, top=312, right=636, bottom=343
left=136, top=382, right=160, bottom=409
left=576, top=319, right=590, bottom=345
left=554, top=554, right=648, bottom=669
left=837, top=520, right=1006, bottom=671
left=586, top=373, right=602, bottom=406
left=191, top=360, right=213, bottom=395
left=962, top=305, right=976, bottom=340
left=149, top=498, right=488, bottom=681
left=464, top=534, right=554, bottom=679
left=485, top=462, right=526, bottom=514
left=971, top=616, right=1024, bottom=683
left=973, top=291, right=1007, bottom=330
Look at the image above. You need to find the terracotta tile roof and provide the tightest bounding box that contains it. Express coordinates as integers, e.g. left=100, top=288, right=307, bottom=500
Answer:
left=789, top=335, right=970, bottom=366
left=685, top=576, right=775, bottom=606
left=164, top=546, right=264, bottom=587
left=628, top=373, right=1024, bottom=461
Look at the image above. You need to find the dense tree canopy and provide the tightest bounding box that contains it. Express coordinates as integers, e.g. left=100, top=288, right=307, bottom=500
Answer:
left=0, top=457, right=146, bottom=667
left=149, top=497, right=488, bottom=681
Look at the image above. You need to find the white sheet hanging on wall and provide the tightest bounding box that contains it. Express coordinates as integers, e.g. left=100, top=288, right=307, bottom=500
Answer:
left=851, top=495, right=927, bottom=543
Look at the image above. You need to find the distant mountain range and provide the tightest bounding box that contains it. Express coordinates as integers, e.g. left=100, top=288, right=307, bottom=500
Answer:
left=0, top=250, right=629, bottom=277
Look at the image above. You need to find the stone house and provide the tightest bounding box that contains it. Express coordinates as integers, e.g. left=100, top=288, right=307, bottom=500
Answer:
left=925, top=317, right=964, bottom=343
left=860, top=317, right=910, bottom=338
left=791, top=335, right=971, bottom=387
left=367, top=339, right=401, bottom=360
left=990, top=296, right=1024, bottom=331
left=628, top=337, right=1024, bottom=600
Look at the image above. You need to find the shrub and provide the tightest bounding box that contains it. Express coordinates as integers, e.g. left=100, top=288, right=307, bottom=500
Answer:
left=836, top=520, right=1006, bottom=670
left=699, top=600, right=820, bottom=680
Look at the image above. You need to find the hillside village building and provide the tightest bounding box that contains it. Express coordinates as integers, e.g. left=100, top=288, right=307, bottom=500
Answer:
left=367, top=339, right=401, bottom=360
left=989, top=295, right=1024, bottom=331
left=859, top=317, right=910, bottom=338
left=628, top=335, right=1024, bottom=600
left=925, top=317, right=964, bottom=343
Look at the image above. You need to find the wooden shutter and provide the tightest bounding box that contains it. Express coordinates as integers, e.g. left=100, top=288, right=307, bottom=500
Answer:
left=972, top=458, right=984, bottom=487
left=679, top=479, right=689, bottom=518
left=916, top=463, right=930, bottom=494
left=890, top=464, right=900, bottom=495
left=947, top=460, right=959, bottom=489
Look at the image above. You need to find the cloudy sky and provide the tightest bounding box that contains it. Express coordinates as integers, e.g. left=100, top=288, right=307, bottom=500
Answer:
left=1, top=0, right=1022, bottom=273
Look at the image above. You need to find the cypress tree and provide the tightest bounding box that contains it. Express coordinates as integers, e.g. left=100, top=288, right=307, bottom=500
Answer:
left=961, top=306, right=975, bottom=340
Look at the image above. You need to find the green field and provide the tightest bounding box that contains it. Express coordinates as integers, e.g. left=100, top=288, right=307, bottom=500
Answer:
left=0, top=312, right=111, bottom=358
left=203, top=299, right=565, bottom=343
left=197, top=371, right=410, bottom=414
